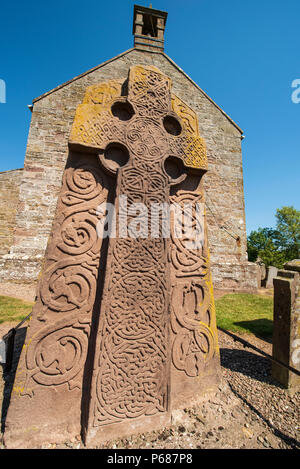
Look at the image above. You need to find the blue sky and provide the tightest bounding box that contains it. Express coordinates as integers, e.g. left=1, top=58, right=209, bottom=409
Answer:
left=0, top=0, right=299, bottom=234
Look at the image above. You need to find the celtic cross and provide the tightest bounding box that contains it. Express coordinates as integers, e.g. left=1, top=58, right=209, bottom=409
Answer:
left=69, top=65, right=212, bottom=442
left=5, top=65, right=219, bottom=448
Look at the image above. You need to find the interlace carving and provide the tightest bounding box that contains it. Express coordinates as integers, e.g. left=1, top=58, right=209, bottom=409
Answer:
left=7, top=64, right=219, bottom=445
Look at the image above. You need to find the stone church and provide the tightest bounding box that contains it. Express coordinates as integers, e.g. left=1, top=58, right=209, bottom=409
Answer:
left=0, top=5, right=257, bottom=292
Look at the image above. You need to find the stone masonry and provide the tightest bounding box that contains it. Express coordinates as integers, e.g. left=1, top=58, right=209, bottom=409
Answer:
left=0, top=169, right=23, bottom=257
left=0, top=11, right=257, bottom=291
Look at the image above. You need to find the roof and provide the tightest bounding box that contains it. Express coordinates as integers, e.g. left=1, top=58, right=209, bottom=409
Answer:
left=32, top=48, right=243, bottom=134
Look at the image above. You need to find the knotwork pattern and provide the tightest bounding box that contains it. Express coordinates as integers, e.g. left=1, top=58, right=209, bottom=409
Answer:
left=71, top=65, right=216, bottom=431
left=5, top=64, right=220, bottom=447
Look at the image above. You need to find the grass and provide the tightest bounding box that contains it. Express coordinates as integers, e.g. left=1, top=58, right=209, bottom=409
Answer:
left=0, top=295, right=34, bottom=324
left=0, top=291, right=274, bottom=340
left=215, top=293, right=273, bottom=340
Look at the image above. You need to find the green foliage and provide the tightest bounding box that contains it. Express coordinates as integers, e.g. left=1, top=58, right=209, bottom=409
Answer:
left=247, top=228, right=278, bottom=261
left=215, top=293, right=273, bottom=339
left=0, top=295, right=33, bottom=324
left=247, top=227, right=285, bottom=268
left=247, top=206, right=300, bottom=268
left=275, top=206, right=300, bottom=259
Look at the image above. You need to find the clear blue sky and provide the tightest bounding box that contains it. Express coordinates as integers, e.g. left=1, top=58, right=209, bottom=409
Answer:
left=0, top=0, right=299, bottom=234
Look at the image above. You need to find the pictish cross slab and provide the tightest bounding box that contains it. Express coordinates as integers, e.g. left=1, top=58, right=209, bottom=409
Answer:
left=69, top=65, right=209, bottom=440
left=5, top=65, right=219, bottom=448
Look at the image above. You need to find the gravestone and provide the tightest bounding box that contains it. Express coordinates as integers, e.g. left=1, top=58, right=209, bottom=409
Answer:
left=272, top=260, right=300, bottom=392
left=255, top=257, right=266, bottom=288
left=4, top=65, right=220, bottom=448
left=265, top=266, right=278, bottom=288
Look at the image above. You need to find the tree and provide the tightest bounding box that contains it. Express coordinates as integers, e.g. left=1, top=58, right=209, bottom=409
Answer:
left=247, top=227, right=285, bottom=268
left=247, top=206, right=300, bottom=268
left=275, top=206, right=300, bottom=259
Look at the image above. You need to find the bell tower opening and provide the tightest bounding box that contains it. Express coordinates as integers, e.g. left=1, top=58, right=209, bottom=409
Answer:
left=142, top=12, right=158, bottom=37
left=133, top=4, right=168, bottom=52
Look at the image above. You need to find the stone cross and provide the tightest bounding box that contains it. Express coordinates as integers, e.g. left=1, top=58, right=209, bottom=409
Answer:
left=5, top=65, right=220, bottom=448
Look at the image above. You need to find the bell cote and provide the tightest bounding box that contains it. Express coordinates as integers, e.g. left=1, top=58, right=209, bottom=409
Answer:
left=133, top=4, right=168, bottom=52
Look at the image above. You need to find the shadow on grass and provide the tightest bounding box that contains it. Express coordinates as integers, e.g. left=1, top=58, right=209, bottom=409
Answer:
left=233, top=319, right=273, bottom=344
left=1, top=326, right=27, bottom=433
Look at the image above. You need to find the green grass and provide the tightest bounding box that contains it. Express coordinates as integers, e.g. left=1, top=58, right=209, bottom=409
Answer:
left=215, top=293, right=273, bottom=340
left=0, top=295, right=34, bottom=324
left=0, top=292, right=274, bottom=340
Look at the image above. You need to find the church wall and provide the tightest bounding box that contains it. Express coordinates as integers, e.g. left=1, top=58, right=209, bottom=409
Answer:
left=0, top=168, right=23, bottom=256
left=0, top=49, right=257, bottom=290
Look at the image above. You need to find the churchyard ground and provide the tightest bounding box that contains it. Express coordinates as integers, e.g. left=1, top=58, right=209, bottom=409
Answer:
left=0, top=283, right=299, bottom=449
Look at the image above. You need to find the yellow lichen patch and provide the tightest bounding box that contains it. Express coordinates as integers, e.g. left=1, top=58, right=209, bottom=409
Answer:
left=183, top=135, right=208, bottom=170
left=12, top=367, right=27, bottom=396
left=171, top=94, right=199, bottom=136
left=70, top=106, right=113, bottom=148
left=204, top=248, right=220, bottom=355
left=128, top=65, right=172, bottom=114
left=82, top=80, right=123, bottom=106
left=12, top=386, right=25, bottom=395
left=69, top=80, right=123, bottom=148
left=129, top=64, right=172, bottom=94
left=171, top=94, right=208, bottom=171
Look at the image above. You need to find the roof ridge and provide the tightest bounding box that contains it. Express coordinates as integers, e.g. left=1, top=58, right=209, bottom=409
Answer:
left=32, top=48, right=243, bottom=134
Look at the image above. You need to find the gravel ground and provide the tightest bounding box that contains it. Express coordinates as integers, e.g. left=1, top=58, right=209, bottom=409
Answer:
left=0, top=282, right=37, bottom=303
left=0, top=285, right=299, bottom=450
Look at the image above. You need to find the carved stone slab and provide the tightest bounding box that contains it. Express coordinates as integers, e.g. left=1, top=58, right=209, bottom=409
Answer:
left=4, top=65, right=220, bottom=448
left=4, top=153, right=110, bottom=447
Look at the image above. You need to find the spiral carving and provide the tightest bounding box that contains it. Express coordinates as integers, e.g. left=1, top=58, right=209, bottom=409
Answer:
left=170, top=191, right=208, bottom=277
left=126, top=118, right=168, bottom=161
left=39, top=258, right=97, bottom=315
left=58, top=215, right=97, bottom=255
left=26, top=318, right=90, bottom=389
left=170, top=189, right=217, bottom=378
left=171, top=280, right=215, bottom=377
left=17, top=155, right=109, bottom=400
left=9, top=65, right=218, bottom=444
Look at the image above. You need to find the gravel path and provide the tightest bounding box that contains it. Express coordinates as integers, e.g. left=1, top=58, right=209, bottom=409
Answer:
left=0, top=284, right=299, bottom=450
left=0, top=324, right=299, bottom=450
left=0, top=282, right=36, bottom=303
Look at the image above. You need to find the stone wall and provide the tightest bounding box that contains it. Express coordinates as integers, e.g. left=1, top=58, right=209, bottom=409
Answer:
left=0, top=48, right=257, bottom=290
left=0, top=168, right=23, bottom=256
